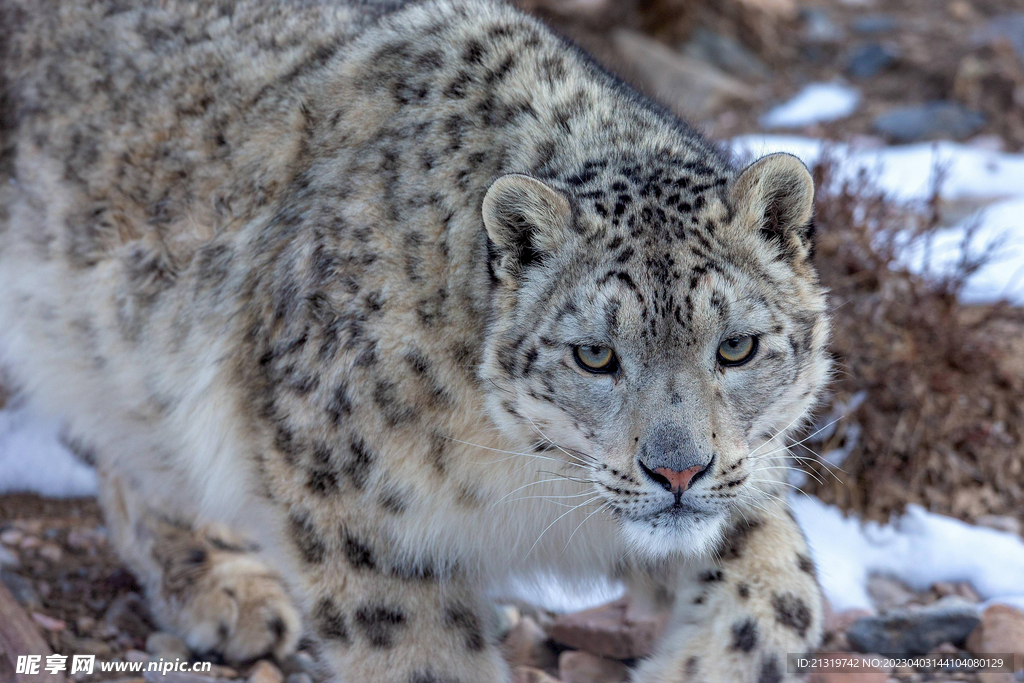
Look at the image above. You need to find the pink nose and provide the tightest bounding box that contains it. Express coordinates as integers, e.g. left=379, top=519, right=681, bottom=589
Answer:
left=653, top=464, right=706, bottom=493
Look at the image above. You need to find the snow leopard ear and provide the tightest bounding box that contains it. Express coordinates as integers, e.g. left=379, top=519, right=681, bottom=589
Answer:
left=483, top=174, right=572, bottom=280
left=731, top=153, right=815, bottom=263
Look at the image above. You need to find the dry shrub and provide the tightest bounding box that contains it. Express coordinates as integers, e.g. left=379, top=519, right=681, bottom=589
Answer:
left=800, top=154, right=1024, bottom=525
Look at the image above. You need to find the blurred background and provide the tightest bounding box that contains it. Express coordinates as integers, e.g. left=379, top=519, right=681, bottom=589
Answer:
left=1, top=1, right=1023, bottom=682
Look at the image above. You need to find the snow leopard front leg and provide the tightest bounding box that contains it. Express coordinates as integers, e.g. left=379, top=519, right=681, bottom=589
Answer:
left=281, top=510, right=512, bottom=683
left=631, top=503, right=823, bottom=683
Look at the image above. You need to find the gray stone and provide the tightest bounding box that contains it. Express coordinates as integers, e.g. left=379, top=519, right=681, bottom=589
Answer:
left=0, top=544, right=18, bottom=568
left=1, top=569, right=41, bottom=609
left=146, top=631, right=191, bottom=660
left=846, top=597, right=981, bottom=655
left=104, top=592, right=154, bottom=641
left=853, top=14, right=898, bottom=34
left=846, top=43, right=897, bottom=78
left=681, top=28, right=769, bottom=81
left=611, top=30, right=755, bottom=121
left=801, top=8, right=844, bottom=44
left=867, top=574, right=916, bottom=613
left=873, top=101, right=985, bottom=142
left=285, top=674, right=312, bottom=683
left=144, top=672, right=221, bottom=683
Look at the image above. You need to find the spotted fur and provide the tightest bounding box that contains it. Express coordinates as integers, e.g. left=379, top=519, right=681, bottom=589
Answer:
left=1, top=1, right=829, bottom=681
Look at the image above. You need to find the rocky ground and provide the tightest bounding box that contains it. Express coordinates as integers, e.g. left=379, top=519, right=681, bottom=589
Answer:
left=3, top=0, right=1024, bottom=682
left=1, top=494, right=1023, bottom=683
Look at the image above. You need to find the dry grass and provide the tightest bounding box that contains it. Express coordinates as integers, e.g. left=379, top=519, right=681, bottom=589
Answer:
left=799, top=155, right=1024, bottom=524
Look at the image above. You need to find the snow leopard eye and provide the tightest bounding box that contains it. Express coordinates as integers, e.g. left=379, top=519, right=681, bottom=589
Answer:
left=717, top=336, right=758, bottom=366
left=574, top=345, right=618, bottom=373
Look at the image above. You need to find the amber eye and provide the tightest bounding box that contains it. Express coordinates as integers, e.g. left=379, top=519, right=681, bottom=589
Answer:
left=717, top=336, right=758, bottom=366
left=574, top=345, right=618, bottom=373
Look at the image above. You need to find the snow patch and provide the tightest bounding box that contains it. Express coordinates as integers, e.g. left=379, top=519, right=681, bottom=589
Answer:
left=0, top=404, right=97, bottom=497
left=760, top=83, right=861, bottom=129
left=731, top=135, right=1024, bottom=303
left=791, top=495, right=1024, bottom=613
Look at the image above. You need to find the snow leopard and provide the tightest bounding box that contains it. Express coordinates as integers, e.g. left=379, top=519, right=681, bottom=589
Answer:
left=0, top=0, right=831, bottom=681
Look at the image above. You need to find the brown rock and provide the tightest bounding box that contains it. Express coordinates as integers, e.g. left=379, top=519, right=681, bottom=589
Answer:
left=547, top=598, right=664, bottom=660
left=38, top=543, right=63, bottom=563
left=824, top=608, right=873, bottom=636
left=866, top=575, right=916, bottom=612
left=734, top=0, right=796, bottom=19
left=0, top=528, right=24, bottom=545
left=32, top=611, right=67, bottom=631
left=558, top=651, right=629, bottom=683
left=932, top=582, right=982, bottom=603
left=808, top=653, right=887, bottom=683
left=59, top=631, right=113, bottom=657
left=247, top=660, right=284, bottom=683
left=610, top=30, right=755, bottom=121
left=143, top=673, right=221, bottom=683
left=966, top=604, right=1024, bottom=672
left=512, top=667, right=561, bottom=683
left=503, top=616, right=558, bottom=671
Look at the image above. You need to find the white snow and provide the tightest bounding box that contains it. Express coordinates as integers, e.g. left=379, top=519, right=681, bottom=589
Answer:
left=759, top=83, right=861, bottom=129
left=0, top=404, right=97, bottom=497
left=791, top=494, right=1024, bottom=613
left=731, top=135, right=1024, bottom=303
left=731, top=135, right=1024, bottom=202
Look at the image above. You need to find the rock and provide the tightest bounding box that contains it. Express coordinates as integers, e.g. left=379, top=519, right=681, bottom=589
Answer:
left=32, top=611, right=67, bottom=631
left=800, top=8, right=844, bottom=44
left=38, top=543, right=63, bottom=563
left=866, top=575, right=916, bottom=612
left=966, top=604, right=1024, bottom=672
left=846, top=43, right=897, bottom=78
left=0, top=544, right=18, bottom=568
left=146, top=632, right=191, bottom=660
left=59, top=632, right=113, bottom=657
left=247, top=660, right=284, bottom=683
left=104, top=592, right=153, bottom=641
left=0, top=528, right=24, bottom=545
left=144, top=672, right=222, bottom=683
left=824, top=608, right=874, bottom=636
left=285, top=674, right=312, bottom=683
left=558, top=651, right=629, bottom=683
left=503, top=615, right=558, bottom=671
left=974, top=515, right=1023, bottom=536
left=846, top=597, right=981, bottom=655
left=734, top=0, right=796, bottom=18
left=76, top=615, right=97, bottom=634
left=808, top=653, right=887, bottom=683
left=852, top=14, right=898, bottom=34
left=20, top=535, right=40, bottom=550
left=872, top=100, right=983, bottom=142
left=495, top=604, right=521, bottom=641
left=932, top=582, right=982, bottom=603
left=512, top=667, right=561, bottom=683
left=547, top=597, right=665, bottom=660
left=611, top=30, right=755, bottom=121
left=873, top=101, right=986, bottom=142
left=125, top=649, right=151, bottom=663
left=1, top=569, right=41, bottom=609
left=680, top=28, right=769, bottom=81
